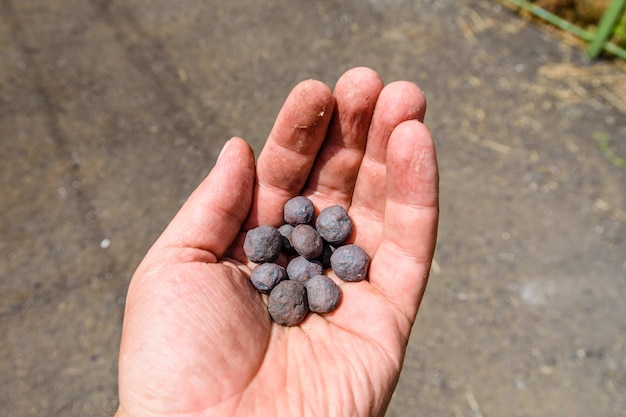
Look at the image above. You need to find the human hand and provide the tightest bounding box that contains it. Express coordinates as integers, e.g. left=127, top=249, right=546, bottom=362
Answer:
left=115, top=67, right=439, bottom=417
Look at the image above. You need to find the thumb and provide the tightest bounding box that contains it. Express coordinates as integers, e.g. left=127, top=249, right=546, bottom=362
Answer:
left=153, top=137, right=256, bottom=263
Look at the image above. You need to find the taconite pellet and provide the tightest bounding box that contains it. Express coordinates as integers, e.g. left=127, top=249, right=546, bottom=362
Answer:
left=278, top=223, right=297, bottom=254
left=284, top=196, right=315, bottom=226
left=305, top=275, right=341, bottom=314
left=317, top=242, right=334, bottom=269
left=330, top=244, right=370, bottom=282
left=315, top=205, right=353, bottom=245
left=250, top=263, right=286, bottom=293
left=286, top=256, right=323, bottom=283
left=243, top=197, right=366, bottom=325
left=267, top=280, right=309, bottom=326
left=291, top=224, right=323, bottom=259
left=243, top=225, right=282, bottom=263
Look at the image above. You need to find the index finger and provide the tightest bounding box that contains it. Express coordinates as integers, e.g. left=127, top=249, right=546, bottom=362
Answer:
left=245, top=80, right=334, bottom=228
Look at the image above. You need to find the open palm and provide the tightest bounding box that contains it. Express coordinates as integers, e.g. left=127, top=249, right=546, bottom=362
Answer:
left=116, top=67, right=439, bottom=417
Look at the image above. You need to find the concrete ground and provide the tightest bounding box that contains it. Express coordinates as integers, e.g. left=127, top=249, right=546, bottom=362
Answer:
left=1, top=0, right=625, bottom=415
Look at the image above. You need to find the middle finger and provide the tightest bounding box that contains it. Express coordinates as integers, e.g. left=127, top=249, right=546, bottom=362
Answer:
left=303, top=67, right=384, bottom=211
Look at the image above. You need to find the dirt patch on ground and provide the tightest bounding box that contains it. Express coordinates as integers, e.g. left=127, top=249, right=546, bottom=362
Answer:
left=499, top=0, right=626, bottom=122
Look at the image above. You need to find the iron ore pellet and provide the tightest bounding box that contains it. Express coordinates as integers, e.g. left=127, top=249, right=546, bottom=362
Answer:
left=243, top=225, right=282, bottom=263
left=250, top=263, right=286, bottom=293
left=268, top=280, right=309, bottom=326
left=315, top=205, right=353, bottom=245
left=305, top=275, right=341, bottom=314
left=291, top=224, right=323, bottom=260
left=330, top=244, right=370, bottom=282
left=317, top=242, right=334, bottom=269
left=286, top=256, right=323, bottom=283
left=278, top=223, right=297, bottom=254
left=243, top=197, right=366, bottom=325
left=284, top=196, right=315, bottom=226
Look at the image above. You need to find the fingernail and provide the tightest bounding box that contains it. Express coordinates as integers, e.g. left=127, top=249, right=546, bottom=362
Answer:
left=217, top=138, right=234, bottom=161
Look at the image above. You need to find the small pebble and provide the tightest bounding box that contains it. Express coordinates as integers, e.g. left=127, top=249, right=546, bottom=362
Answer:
left=317, top=242, right=334, bottom=269
left=330, top=244, right=370, bottom=282
left=291, top=224, right=323, bottom=259
left=287, top=256, right=324, bottom=283
left=243, top=226, right=282, bottom=263
left=316, top=205, right=352, bottom=245
left=284, top=196, right=315, bottom=225
left=268, top=280, right=309, bottom=326
left=250, top=263, right=286, bottom=293
left=305, top=275, right=341, bottom=313
left=278, top=224, right=297, bottom=254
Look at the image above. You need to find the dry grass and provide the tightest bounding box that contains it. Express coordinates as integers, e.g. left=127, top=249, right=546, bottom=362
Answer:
left=537, top=60, right=626, bottom=113
left=491, top=1, right=626, bottom=114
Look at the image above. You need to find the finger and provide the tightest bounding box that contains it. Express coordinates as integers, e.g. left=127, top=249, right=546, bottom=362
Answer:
left=349, top=81, right=427, bottom=252
left=369, top=120, right=439, bottom=325
left=154, top=138, right=256, bottom=263
left=367, top=81, right=427, bottom=161
left=246, top=80, right=334, bottom=227
left=303, top=67, right=383, bottom=209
